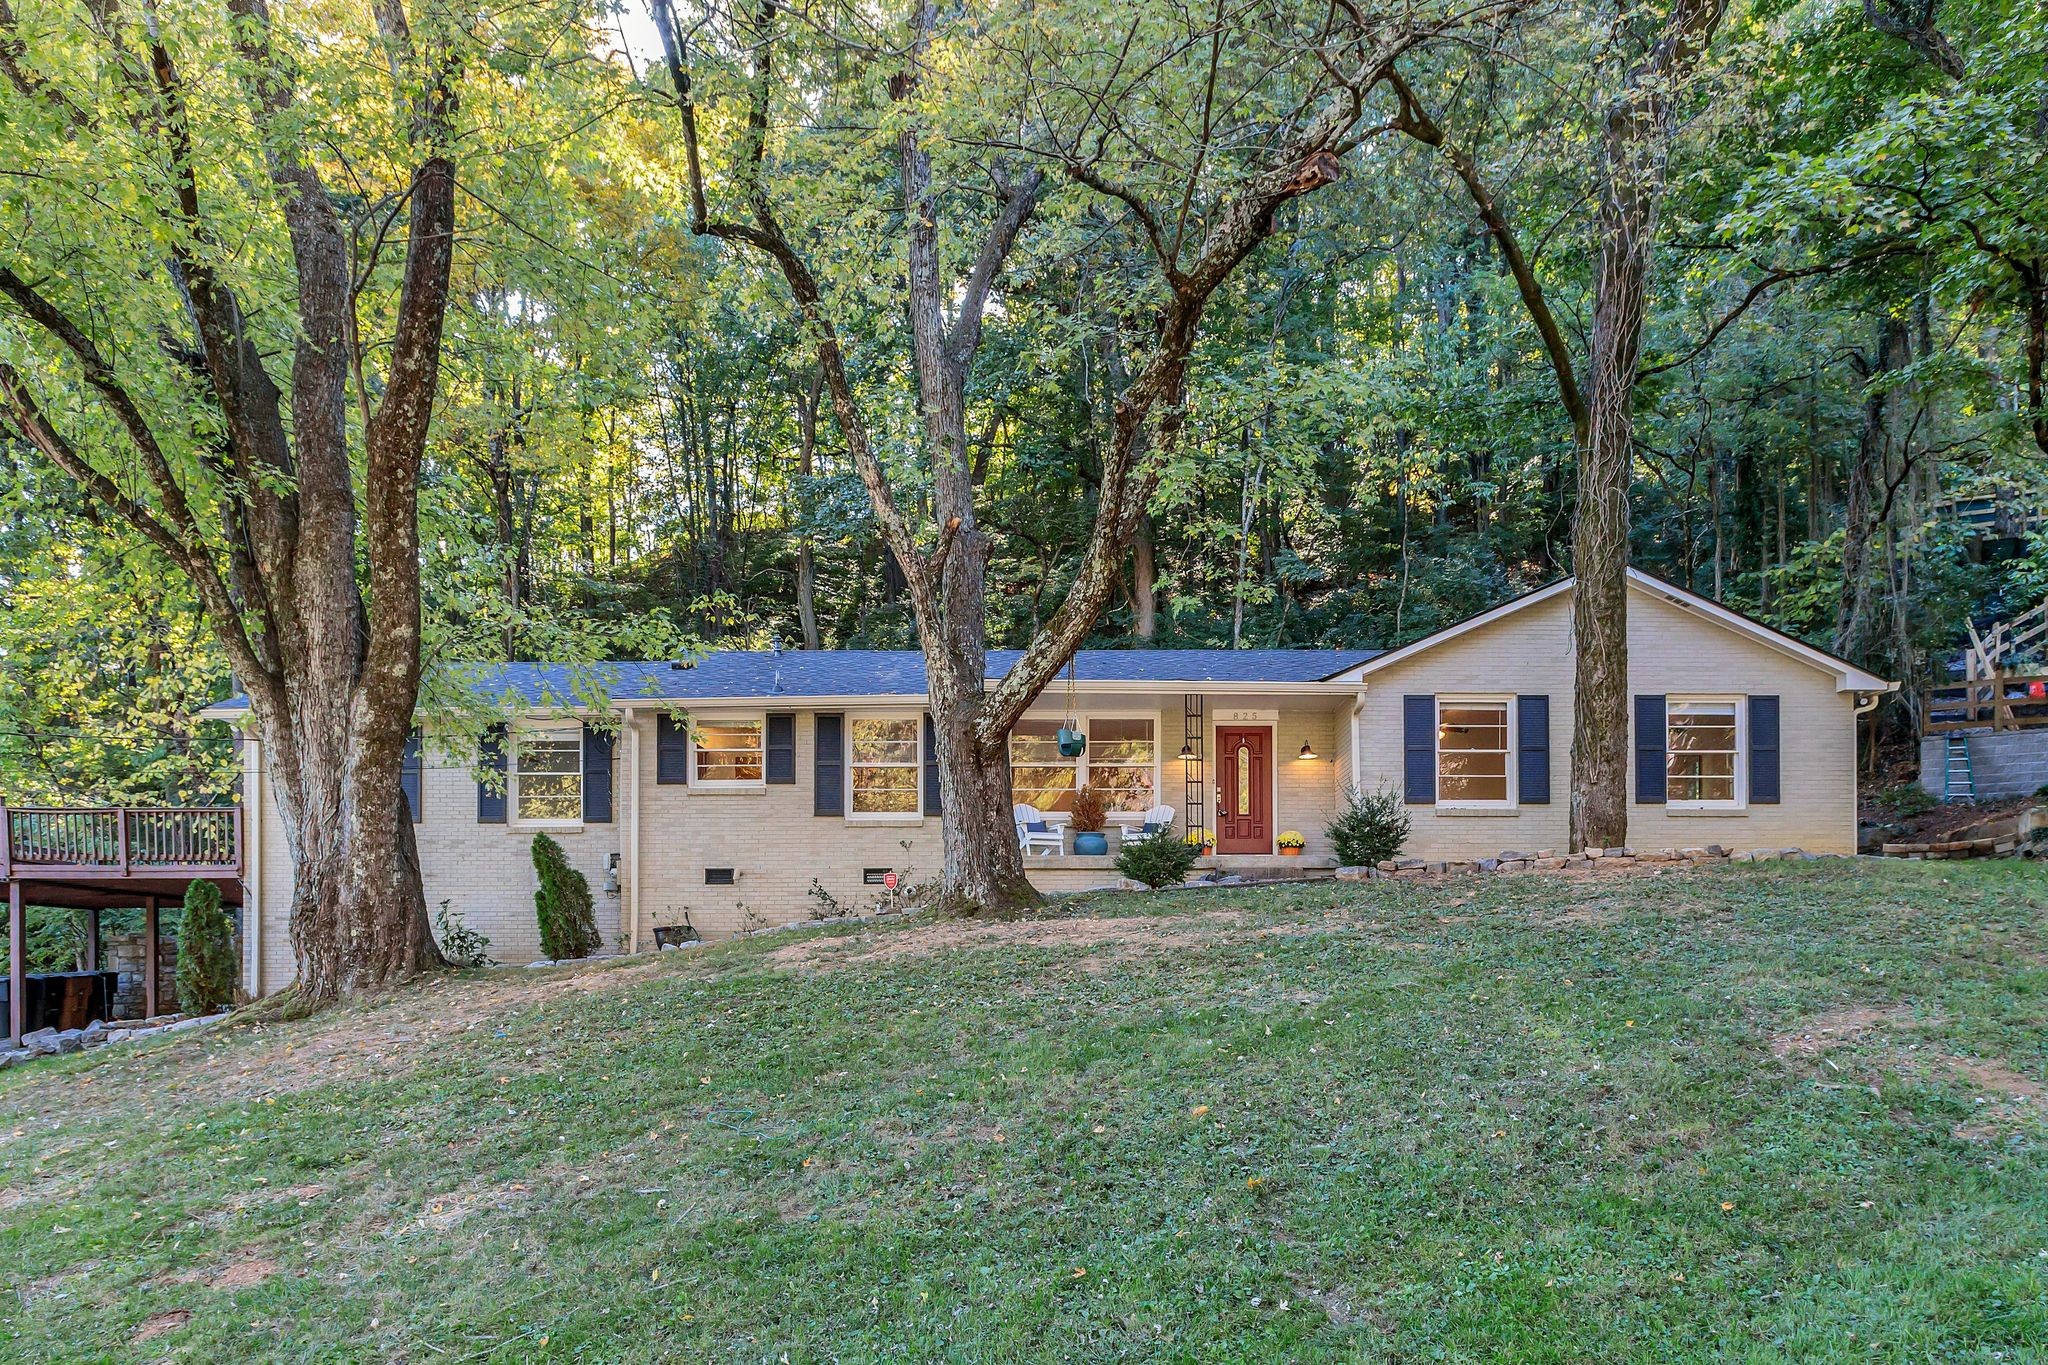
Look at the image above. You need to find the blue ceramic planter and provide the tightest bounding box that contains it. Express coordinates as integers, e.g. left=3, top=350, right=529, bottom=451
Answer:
left=1072, top=831, right=1109, bottom=856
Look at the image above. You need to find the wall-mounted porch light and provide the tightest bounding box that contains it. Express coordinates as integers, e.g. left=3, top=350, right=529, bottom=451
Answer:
left=1297, top=741, right=1318, bottom=760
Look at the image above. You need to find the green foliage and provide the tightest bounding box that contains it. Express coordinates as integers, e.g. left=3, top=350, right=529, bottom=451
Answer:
left=434, top=901, right=497, bottom=969
left=1328, top=785, right=1412, bottom=867
left=1115, top=831, right=1201, bottom=889
left=1870, top=784, right=1938, bottom=820
left=174, top=880, right=236, bottom=1016
left=530, top=833, right=599, bottom=962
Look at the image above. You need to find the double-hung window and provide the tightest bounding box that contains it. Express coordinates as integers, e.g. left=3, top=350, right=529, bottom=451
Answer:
left=1666, top=699, right=1742, bottom=807
left=848, top=716, right=921, bottom=817
left=694, top=718, right=765, bottom=786
left=1008, top=716, right=1157, bottom=817
left=1009, top=720, right=1076, bottom=814
left=1437, top=698, right=1513, bottom=807
left=1085, top=718, right=1156, bottom=814
left=512, top=724, right=582, bottom=825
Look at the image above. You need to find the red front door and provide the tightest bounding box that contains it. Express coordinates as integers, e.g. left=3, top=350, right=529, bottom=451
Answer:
left=1215, top=725, right=1272, bottom=854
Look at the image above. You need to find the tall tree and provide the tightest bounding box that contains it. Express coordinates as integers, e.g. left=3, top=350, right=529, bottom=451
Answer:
left=652, top=0, right=1497, bottom=913
left=1570, top=0, right=1727, bottom=851
left=0, top=0, right=464, bottom=1002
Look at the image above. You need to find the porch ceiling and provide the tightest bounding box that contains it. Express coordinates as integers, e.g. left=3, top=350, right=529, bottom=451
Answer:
left=3, top=874, right=243, bottom=910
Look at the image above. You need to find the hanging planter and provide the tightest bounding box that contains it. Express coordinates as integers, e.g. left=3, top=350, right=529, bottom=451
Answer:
left=1056, top=659, right=1086, bottom=756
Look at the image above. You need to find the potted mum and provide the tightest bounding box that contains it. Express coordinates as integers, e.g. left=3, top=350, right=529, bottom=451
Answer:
left=1069, top=784, right=1111, bottom=856
left=1277, top=830, right=1306, bottom=857
left=1184, top=826, right=1214, bottom=855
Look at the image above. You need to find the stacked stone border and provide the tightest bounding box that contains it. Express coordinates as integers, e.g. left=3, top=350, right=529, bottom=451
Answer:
left=1, top=1010, right=230, bottom=1069
left=1337, top=844, right=1847, bottom=881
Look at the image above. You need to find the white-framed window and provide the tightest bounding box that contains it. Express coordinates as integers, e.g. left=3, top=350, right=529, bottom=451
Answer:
left=693, top=717, right=765, bottom=787
left=512, top=723, right=583, bottom=825
left=1007, top=715, right=1158, bottom=819
left=1667, top=698, right=1743, bottom=808
left=1086, top=717, right=1156, bottom=814
left=1010, top=719, right=1076, bottom=814
left=1437, top=697, right=1514, bottom=807
left=848, top=714, right=922, bottom=818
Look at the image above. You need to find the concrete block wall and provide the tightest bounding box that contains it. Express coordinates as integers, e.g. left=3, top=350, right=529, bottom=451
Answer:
left=1919, top=729, right=2048, bottom=801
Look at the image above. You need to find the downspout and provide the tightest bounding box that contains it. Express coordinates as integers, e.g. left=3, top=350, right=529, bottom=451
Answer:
left=1853, top=690, right=1885, bottom=840
left=1350, top=687, right=1368, bottom=799
left=626, top=711, right=643, bottom=954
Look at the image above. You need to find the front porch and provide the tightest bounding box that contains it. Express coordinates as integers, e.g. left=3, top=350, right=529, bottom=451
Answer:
left=1023, top=850, right=1340, bottom=894
left=2, top=805, right=243, bottom=1044
left=1009, top=690, right=1350, bottom=864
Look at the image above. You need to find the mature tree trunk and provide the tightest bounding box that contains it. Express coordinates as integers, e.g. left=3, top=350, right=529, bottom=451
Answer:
left=0, top=0, right=455, bottom=1004
left=1132, top=516, right=1158, bottom=640
left=654, top=0, right=1427, bottom=914
left=793, top=366, right=823, bottom=650
left=1568, top=0, right=1726, bottom=852
left=1836, top=315, right=1911, bottom=663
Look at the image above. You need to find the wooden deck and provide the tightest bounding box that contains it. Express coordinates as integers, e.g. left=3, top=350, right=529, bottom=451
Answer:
left=1922, top=675, right=2048, bottom=734
left=3, top=806, right=243, bottom=1043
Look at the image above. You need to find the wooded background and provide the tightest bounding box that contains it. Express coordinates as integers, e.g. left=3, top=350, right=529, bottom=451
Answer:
left=3, top=0, right=2040, bottom=808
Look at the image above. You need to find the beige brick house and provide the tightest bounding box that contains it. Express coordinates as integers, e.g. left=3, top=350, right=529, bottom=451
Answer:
left=214, top=569, right=1890, bottom=995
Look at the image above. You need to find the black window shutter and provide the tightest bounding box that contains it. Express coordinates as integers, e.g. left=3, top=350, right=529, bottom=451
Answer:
left=1517, top=695, right=1550, bottom=805
left=814, top=713, right=845, bottom=816
left=582, top=725, right=614, bottom=824
left=402, top=729, right=423, bottom=824
left=1749, top=695, right=1781, bottom=805
left=477, top=723, right=507, bottom=823
left=766, top=713, right=797, bottom=784
left=655, top=714, right=690, bottom=784
left=1634, top=694, right=1668, bottom=805
left=1403, top=695, right=1436, bottom=805
left=923, top=713, right=942, bottom=816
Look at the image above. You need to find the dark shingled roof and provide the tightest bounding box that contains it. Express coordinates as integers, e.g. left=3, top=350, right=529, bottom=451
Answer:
left=207, top=648, right=1381, bottom=712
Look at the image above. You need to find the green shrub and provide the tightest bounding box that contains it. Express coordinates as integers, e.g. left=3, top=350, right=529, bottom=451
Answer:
left=175, top=879, right=237, bottom=1015
left=1116, top=831, right=1200, bottom=889
left=1327, top=784, right=1410, bottom=867
left=531, top=833, right=600, bottom=961
left=1872, top=784, right=1936, bottom=819
left=435, top=900, right=497, bottom=969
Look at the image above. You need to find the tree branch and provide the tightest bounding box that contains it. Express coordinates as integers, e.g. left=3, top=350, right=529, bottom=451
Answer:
left=1388, top=64, right=1588, bottom=439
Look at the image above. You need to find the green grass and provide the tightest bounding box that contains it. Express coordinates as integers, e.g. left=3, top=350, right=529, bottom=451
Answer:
left=3, top=861, right=2046, bottom=1362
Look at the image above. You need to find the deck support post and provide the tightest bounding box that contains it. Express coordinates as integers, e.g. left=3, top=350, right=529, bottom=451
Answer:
left=7, top=881, right=23, bottom=1044
left=143, top=895, right=158, bottom=1020
left=85, top=907, right=100, bottom=972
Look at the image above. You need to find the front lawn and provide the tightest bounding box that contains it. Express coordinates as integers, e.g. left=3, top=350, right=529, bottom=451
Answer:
left=2, top=861, right=2044, bottom=1362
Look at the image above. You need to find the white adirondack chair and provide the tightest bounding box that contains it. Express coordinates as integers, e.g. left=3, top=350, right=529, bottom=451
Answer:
left=1119, top=805, right=1176, bottom=845
left=1015, top=804, right=1063, bottom=857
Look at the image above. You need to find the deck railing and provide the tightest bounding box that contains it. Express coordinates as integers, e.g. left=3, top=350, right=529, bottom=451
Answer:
left=1922, top=675, right=2048, bottom=734
left=0, top=806, right=242, bottom=878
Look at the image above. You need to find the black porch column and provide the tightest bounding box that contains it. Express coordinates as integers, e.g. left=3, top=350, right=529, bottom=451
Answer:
left=7, top=881, right=23, bottom=1043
